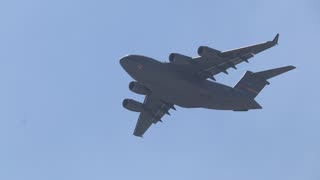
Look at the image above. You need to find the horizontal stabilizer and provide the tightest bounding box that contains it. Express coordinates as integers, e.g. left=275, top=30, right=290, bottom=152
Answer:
left=234, top=65, right=295, bottom=98
left=253, top=65, right=295, bottom=80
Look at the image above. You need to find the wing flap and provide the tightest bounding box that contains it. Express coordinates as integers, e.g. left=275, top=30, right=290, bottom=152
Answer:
left=198, top=53, right=254, bottom=80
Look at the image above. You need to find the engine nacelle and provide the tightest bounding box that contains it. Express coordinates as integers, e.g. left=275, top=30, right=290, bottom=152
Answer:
left=129, top=81, right=150, bottom=95
left=169, top=53, right=192, bottom=65
left=197, top=46, right=221, bottom=57
left=122, top=99, right=144, bottom=112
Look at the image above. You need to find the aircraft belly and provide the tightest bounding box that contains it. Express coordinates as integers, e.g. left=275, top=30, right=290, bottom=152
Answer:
left=149, top=79, right=253, bottom=110
left=140, top=65, right=255, bottom=110
left=145, top=75, right=218, bottom=108
left=149, top=81, right=204, bottom=108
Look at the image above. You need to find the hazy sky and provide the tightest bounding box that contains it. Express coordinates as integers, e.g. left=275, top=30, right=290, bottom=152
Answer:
left=0, top=0, right=319, bottom=180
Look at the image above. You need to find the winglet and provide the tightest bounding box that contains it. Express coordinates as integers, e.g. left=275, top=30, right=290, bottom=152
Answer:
left=272, top=33, right=279, bottom=45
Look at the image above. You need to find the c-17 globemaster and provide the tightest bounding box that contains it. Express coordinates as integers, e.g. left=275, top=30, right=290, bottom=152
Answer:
left=120, top=34, right=295, bottom=137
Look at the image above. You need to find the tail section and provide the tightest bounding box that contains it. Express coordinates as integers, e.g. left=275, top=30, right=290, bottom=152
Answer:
left=234, top=66, right=295, bottom=98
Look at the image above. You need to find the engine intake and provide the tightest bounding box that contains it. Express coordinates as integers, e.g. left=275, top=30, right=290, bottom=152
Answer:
left=122, top=99, right=144, bottom=112
left=169, top=53, right=192, bottom=65
left=197, top=46, right=221, bottom=57
left=129, top=81, right=150, bottom=95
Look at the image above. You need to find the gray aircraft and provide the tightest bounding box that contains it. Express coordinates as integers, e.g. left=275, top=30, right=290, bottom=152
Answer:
left=120, top=34, right=295, bottom=137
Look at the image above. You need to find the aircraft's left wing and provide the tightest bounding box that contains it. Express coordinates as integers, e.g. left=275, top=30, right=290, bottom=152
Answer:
left=133, top=95, right=173, bottom=137
left=193, top=34, right=279, bottom=81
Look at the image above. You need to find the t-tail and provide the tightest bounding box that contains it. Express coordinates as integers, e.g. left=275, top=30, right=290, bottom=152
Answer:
left=234, top=66, right=296, bottom=99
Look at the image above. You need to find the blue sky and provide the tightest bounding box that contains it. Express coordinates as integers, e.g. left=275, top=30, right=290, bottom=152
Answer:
left=0, top=0, right=319, bottom=179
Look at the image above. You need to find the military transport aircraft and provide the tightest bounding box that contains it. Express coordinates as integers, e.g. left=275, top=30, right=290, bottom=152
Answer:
left=120, top=34, right=295, bottom=137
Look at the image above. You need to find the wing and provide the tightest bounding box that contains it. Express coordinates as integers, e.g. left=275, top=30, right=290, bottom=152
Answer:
left=133, top=95, right=173, bottom=137
left=194, top=34, right=279, bottom=81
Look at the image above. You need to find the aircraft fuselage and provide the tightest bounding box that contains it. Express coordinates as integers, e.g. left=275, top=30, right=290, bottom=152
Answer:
left=120, top=55, right=261, bottom=110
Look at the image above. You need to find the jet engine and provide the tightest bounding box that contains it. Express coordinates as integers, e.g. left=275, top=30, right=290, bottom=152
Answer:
left=122, top=99, right=144, bottom=112
left=169, top=53, right=192, bottom=65
left=197, top=46, right=221, bottom=57
left=129, top=81, right=150, bottom=95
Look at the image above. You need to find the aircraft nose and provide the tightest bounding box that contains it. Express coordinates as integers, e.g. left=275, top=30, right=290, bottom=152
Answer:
left=120, top=55, right=148, bottom=73
left=120, top=55, right=142, bottom=69
left=119, top=56, right=130, bottom=68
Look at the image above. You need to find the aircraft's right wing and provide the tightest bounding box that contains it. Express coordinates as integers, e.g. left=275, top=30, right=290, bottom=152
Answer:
left=133, top=95, right=174, bottom=137
left=193, top=34, right=279, bottom=81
